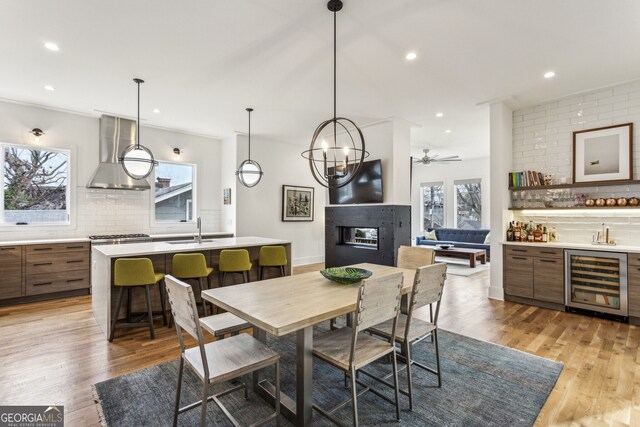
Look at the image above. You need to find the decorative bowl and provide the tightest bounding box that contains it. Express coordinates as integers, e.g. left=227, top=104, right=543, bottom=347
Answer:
left=606, top=198, right=617, bottom=207
left=437, top=244, right=454, bottom=250
left=617, top=197, right=628, bottom=206
left=320, top=267, right=372, bottom=285
left=585, top=198, right=596, bottom=207
left=629, top=197, right=640, bottom=206
left=595, top=198, right=606, bottom=207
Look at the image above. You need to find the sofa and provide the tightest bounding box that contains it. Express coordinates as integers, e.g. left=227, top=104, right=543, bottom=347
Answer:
left=415, top=228, right=490, bottom=259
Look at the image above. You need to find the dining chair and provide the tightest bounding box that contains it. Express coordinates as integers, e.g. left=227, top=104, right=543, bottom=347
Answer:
left=164, top=275, right=281, bottom=427
left=397, top=245, right=435, bottom=269
left=172, top=253, right=213, bottom=317
left=312, top=272, right=404, bottom=427
left=366, top=262, right=447, bottom=410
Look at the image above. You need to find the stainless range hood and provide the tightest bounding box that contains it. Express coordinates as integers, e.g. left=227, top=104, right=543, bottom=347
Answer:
left=87, top=115, right=151, bottom=190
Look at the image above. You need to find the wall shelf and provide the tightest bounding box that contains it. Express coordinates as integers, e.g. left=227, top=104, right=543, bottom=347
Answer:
left=508, top=179, right=640, bottom=191
left=509, top=206, right=640, bottom=211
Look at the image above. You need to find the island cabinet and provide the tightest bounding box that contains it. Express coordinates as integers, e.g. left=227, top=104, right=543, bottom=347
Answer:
left=504, top=245, right=564, bottom=309
left=627, top=253, right=640, bottom=320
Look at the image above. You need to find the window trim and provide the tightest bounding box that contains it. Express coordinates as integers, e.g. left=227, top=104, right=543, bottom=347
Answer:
left=454, top=178, right=482, bottom=230
left=151, top=160, right=197, bottom=225
left=420, top=181, right=445, bottom=232
left=0, top=142, right=72, bottom=227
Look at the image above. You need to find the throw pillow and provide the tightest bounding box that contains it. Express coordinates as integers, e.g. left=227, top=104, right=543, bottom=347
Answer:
left=484, top=232, right=491, bottom=244
left=423, top=230, right=438, bottom=241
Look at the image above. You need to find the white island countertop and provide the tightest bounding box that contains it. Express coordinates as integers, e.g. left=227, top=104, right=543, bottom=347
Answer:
left=502, top=241, right=640, bottom=254
left=0, top=237, right=90, bottom=247
left=92, top=236, right=291, bottom=258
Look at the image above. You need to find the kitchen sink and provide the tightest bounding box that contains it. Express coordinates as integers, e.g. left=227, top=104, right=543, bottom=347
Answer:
left=166, top=239, right=216, bottom=245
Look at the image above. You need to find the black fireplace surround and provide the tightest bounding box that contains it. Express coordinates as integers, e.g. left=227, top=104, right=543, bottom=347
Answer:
left=325, top=205, right=411, bottom=268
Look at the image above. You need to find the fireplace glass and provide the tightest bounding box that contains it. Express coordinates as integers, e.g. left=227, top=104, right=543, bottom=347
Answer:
left=340, top=227, right=379, bottom=249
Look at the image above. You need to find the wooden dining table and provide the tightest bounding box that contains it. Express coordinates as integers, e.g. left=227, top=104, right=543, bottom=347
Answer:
left=201, top=262, right=416, bottom=427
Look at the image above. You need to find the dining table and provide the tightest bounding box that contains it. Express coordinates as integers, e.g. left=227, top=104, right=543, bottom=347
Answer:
left=201, top=262, right=416, bottom=427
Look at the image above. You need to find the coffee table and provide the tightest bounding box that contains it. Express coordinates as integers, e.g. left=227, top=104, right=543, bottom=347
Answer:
left=434, top=247, right=487, bottom=268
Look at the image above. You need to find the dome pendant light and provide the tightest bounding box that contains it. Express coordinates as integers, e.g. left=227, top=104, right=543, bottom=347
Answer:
left=235, top=107, right=263, bottom=188
left=119, top=78, right=158, bottom=180
left=301, top=0, right=369, bottom=189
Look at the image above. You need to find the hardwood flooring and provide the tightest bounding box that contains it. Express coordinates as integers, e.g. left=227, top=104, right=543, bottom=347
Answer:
left=0, top=263, right=637, bottom=426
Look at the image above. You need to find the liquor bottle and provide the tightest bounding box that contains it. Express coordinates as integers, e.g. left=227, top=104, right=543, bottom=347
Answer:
left=542, top=226, right=548, bottom=243
left=527, top=222, right=534, bottom=242
left=506, top=222, right=514, bottom=242
left=549, top=227, right=557, bottom=242
left=533, top=225, right=542, bottom=242
left=514, top=222, right=521, bottom=241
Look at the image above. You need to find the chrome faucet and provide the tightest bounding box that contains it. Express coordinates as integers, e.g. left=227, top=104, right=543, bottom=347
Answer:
left=195, top=217, right=202, bottom=243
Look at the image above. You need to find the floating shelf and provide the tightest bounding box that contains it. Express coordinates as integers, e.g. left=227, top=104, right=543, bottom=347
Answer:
left=508, top=179, right=640, bottom=191
left=509, top=206, right=640, bottom=211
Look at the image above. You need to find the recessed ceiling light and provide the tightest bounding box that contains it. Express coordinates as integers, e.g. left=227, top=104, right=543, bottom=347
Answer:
left=405, top=52, right=417, bottom=61
left=44, top=42, right=59, bottom=52
left=43, top=85, right=55, bottom=91
left=544, top=71, right=555, bottom=79
left=152, top=108, right=161, bottom=113
left=435, top=112, right=444, bottom=118
left=445, top=129, right=452, bottom=134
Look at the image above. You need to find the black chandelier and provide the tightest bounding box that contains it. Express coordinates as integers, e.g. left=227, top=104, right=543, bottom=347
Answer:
left=301, top=0, right=368, bottom=189
left=119, top=78, right=158, bottom=180
left=235, top=107, right=263, bottom=187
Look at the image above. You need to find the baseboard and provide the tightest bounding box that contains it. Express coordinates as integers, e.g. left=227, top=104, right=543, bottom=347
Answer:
left=292, top=255, right=325, bottom=267
left=487, top=285, right=504, bottom=301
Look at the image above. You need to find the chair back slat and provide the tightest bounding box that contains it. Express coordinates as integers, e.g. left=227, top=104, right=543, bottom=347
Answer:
left=397, top=245, right=435, bottom=270
left=164, top=275, right=202, bottom=340
left=411, top=263, right=447, bottom=313
left=355, top=272, right=404, bottom=332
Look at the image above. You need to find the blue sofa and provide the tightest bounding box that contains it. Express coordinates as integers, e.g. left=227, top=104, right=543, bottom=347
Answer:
left=416, top=228, right=490, bottom=259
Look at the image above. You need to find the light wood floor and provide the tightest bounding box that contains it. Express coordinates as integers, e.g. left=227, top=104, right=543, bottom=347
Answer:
left=0, top=264, right=637, bottom=426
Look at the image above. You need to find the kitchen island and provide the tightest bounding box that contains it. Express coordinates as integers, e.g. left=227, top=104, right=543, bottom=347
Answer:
left=92, top=236, right=291, bottom=339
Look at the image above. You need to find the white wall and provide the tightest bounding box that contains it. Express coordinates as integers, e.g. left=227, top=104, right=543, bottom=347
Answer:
left=512, top=79, right=640, bottom=245
left=235, top=135, right=326, bottom=266
left=411, top=157, right=490, bottom=238
left=0, top=100, right=223, bottom=241
left=220, top=135, right=237, bottom=234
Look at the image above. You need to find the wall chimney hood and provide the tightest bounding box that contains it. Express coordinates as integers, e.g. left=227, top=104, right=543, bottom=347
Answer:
left=87, top=115, right=151, bottom=190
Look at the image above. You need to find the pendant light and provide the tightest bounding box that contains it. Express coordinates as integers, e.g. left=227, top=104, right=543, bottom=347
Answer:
left=119, top=78, right=158, bottom=180
left=301, top=0, right=368, bottom=189
left=235, top=107, right=263, bottom=187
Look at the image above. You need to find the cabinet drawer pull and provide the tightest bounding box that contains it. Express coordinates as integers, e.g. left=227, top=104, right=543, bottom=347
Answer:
left=0, top=247, right=16, bottom=250
left=512, top=256, right=528, bottom=260
left=539, top=251, right=556, bottom=254
left=66, top=246, right=84, bottom=249
left=66, top=260, right=84, bottom=264
left=33, top=282, right=52, bottom=287
left=512, top=249, right=527, bottom=252
left=66, top=278, right=84, bottom=283
left=539, top=259, right=557, bottom=263
left=33, top=248, right=53, bottom=251
left=33, top=262, right=53, bottom=266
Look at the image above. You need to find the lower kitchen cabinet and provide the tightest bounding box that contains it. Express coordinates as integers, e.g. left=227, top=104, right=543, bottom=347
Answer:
left=628, top=255, right=640, bottom=318
left=504, top=245, right=564, bottom=307
left=0, top=245, right=24, bottom=300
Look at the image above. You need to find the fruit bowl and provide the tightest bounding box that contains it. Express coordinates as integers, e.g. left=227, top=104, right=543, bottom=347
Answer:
left=437, top=244, right=454, bottom=250
left=320, top=267, right=373, bottom=285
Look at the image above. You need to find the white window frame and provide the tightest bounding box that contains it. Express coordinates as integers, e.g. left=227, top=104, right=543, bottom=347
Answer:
left=420, top=181, right=445, bottom=232
left=454, top=178, right=482, bottom=230
left=0, top=142, right=71, bottom=227
left=151, top=160, right=197, bottom=224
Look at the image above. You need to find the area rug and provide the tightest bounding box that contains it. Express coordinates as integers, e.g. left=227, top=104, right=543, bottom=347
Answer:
left=93, top=328, right=562, bottom=426
left=436, top=257, right=491, bottom=277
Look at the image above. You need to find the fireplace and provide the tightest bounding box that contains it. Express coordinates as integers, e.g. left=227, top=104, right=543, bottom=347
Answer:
left=325, top=205, right=410, bottom=267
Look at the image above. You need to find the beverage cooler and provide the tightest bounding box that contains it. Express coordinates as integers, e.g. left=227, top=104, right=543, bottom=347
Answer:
left=565, top=250, right=627, bottom=316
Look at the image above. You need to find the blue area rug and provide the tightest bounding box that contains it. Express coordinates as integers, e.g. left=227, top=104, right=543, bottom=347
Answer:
left=93, top=327, right=562, bottom=426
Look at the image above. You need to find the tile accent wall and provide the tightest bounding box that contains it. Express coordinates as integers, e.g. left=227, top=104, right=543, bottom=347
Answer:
left=512, top=80, right=640, bottom=245
left=0, top=186, right=221, bottom=241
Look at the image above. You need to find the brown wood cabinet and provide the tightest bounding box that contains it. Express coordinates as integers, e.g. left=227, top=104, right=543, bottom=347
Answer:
left=504, top=245, right=564, bottom=306
left=627, top=254, right=640, bottom=318
left=0, top=245, right=24, bottom=299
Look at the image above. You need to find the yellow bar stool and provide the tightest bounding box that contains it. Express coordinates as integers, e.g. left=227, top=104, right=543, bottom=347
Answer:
left=218, top=249, right=252, bottom=286
left=109, top=258, right=167, bottom=342
left=258, top=245, right=288, bottom=280
left=172, top=253, right=213, bottom=317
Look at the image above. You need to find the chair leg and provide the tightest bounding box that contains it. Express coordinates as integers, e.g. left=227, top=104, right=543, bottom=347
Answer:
left=220, top=272, right=226, bottom=287
left=199, top=380, right=210, bottom=427
left=198, top=277, right=208, bottom=317
left=434, top=328, right=442, bottom=387
left=404, top=342, right=414, bottom=411
left=144, top=285, right=155, bottom=339
left=126, top=287, right=132, bottom=322
left=158, top=280, right=167, bottom=326
left=243, top=270, right=249, bottom=283
left=350, top=366, right=359, bottom=427
left=275, top=360, right=281, bottom=426
left=280, top=265, right=285, bottom=277
left=391, top=349, right=401, bottom=421
left=109, top=287, right=125, bottom=342
left=173, top=356, right=184, bottom=427
left=258, top=266, right=262, bottom=280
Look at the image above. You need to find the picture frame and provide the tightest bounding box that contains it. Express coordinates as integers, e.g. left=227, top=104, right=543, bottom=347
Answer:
left=282, top=185, right=314, bottom=222
left=223, top=188, right=231, bottom=205
left=573, top=123, right=633, bottom=183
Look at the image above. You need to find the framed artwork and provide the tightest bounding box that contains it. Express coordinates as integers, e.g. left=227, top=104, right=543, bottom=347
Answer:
left=573, top=123, right=633, bottom=183
left=223, top=188, right=231, bottom=205
left=282, top=185, right=314, bottom=222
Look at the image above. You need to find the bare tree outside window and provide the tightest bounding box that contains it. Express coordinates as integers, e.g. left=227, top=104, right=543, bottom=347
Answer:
left=455, top=180, right=481, bottom=229
left=422, top=183, right=444, bottom=230
left=3, top=146, right=69, bottom=223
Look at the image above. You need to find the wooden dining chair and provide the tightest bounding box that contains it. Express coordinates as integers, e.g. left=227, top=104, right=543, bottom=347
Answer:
left=366, top=263, right=447, bottom=410
left=164, top=275, right=281, bottom=427
left=397, top=245, right=435, bottom=269
left=312, top=272, right=404, bottom=427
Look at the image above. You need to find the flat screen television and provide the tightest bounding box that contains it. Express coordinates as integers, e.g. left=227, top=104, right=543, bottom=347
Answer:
left=329, top=159, right=383, bottom=204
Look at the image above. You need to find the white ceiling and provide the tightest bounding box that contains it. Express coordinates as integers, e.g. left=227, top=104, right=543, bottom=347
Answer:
left=1, top=0, right=639, bottom=160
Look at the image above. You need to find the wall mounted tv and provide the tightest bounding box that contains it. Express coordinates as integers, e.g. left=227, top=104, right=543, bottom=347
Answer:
left=329, top=159, right=383, bottom=205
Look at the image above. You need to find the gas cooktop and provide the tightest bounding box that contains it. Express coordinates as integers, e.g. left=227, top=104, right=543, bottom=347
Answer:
left=88, top=233, right=152, bottom=244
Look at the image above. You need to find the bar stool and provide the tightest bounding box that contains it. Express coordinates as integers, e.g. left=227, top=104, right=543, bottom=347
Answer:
left=109, top=258, right=167, bottom=342
left=258, top=245, right=288, bottom=280
left=218, top=249, right=252, bottom=286
left=172, top=253, right=213, bottom=317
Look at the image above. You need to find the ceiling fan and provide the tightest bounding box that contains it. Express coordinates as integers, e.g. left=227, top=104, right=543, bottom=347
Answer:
left=412, top=149, right=462, bottom=165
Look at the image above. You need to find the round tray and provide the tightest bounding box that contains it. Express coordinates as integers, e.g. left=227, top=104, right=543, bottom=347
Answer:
left=320, top=267, right=373, bottom=285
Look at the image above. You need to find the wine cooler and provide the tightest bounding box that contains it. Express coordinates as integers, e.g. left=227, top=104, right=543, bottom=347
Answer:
left=565, top=250, right=627, bottom=316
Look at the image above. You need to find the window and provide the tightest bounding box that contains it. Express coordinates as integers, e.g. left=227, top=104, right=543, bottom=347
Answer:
left=421, top=182, right=444, bottom=230
left=455, top=179, right=482, bottom=229
left=154, top=161, right=196, bottom=222
left=1, top=144, right=70, bottom=225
